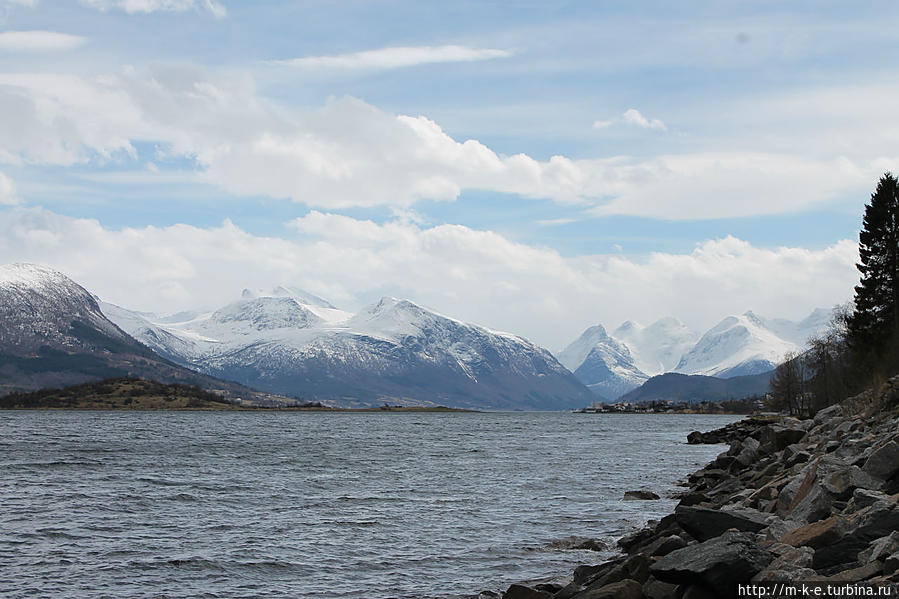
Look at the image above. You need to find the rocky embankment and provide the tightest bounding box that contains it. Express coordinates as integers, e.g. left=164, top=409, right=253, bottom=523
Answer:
left=493, top=379, right=899, bottom=599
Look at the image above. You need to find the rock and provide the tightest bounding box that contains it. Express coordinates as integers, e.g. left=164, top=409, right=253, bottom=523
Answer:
left=642, top=576, right=678, bottom=599
left=551, top=582, right=583, bottom=599
left=677, top=491, right=710, bottom=507
left=780, top=515, right=848, bottom=549
left=813, top=501, right=899, bottom=569
left=650, top=531, right=774, bottom=598
left=760, top=424, right=807, bottom=454
left=884, top=552, right=899, bottom=576
left=859, top=532, right=899, bottom=564
left=820, top=560, right=883, bottom=583
left=572, top=578, right=642, bottom=599
left=687, top=431, right=704, bottom=444
left=573, top=560, right=621, bottom=586
left=675, top=505, right=768, bottom=541
left=547, top=536, right=608, bottom=551
left=534, top=583, right=563, bottom=594
left=850, top=488, right=890, bottom=510
left=680, top=585, right=718, bottom=599
left=502, top=584, right=552, bottom=599
left=624, top=490, right=661, bottom=500
left=735, top=437, right=761, bottom=467
left=814, top=404, right=843, bottom=425
left=822, top=466, right=884, bottom=499
left=863, top=440, right=899, bottom=480
left=752, top=544, right=816, bottom=582
left=618, top=527, right=657, bottom=552
left=646, top=535, right=687, bottom=557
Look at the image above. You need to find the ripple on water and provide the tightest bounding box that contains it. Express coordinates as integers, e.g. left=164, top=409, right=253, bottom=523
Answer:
left=1, top=411, right=737, bottom=599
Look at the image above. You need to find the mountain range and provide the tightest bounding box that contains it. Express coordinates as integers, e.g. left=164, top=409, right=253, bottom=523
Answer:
left=1, top=261, right=831, bottom=408
left=558, top=308, right=833, bottom=400
left=101, top=285, right=595, bottom=410
left=0, top=263, right=282, bottom=404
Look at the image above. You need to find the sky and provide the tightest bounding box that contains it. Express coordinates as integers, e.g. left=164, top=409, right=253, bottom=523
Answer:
left=0, top=0, right=894, bottom=350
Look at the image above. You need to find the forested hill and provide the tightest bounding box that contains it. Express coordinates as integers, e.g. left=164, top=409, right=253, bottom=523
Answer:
left=0, top=378, right=237, bottom=409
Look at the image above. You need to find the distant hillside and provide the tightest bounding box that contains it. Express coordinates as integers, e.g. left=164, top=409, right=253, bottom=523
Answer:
left=0, top=263, right=291, bottom=406
left=616, top=370, right=772, bottom=404
left=0, top=378, right=237, bottom=409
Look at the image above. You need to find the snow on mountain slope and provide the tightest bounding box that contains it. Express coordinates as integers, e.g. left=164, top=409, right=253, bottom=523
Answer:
left=557, top=325, right=648, bottom=399
left=612, top=317, right=697, bottom=375
left=0, top=263, right=131, bottom=353
left=103, top=289, right=594, bottom=409
left=674, top=312, right=797, bottom=378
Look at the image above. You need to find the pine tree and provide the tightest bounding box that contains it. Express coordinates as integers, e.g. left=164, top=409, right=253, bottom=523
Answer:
left=849, top=173, right=899, bottom=359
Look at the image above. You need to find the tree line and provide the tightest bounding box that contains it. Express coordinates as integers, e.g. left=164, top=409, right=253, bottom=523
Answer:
left=769, top=173, right=899, bottom=417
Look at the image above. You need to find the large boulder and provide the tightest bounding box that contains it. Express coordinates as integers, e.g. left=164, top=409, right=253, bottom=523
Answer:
left=760, top=424, right=807, bottom=454
left=571, top=578, right=642, bottom=599
left=650, top=531, right=773, bottom=598
left=863, top=440, right=899, bottom=480
left=752, top=544, right=816, bottom=582
left=675, top=505, right=768, bottom=541
left=503, top=584, right=552, bottom=599
left=813, top=500, right=899, bottom=569
left=780, top=515, right=848, bottom=549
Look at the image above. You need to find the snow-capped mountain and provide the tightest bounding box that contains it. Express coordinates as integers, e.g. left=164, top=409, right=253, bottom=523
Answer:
left=0, top=263, right=133, bottom=354
left=557, top=325, right=647, bottom=399
left=612, top=317, right=698, bottom=375
left=673, top=312, right=801, bottom=378
left=105, top=290, right=595, bottom=410
left=559, top=309, right=834, bottom=399
left=0, top=263, right=276, bottom=401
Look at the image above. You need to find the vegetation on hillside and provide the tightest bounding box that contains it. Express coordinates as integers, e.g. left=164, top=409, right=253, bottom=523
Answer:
left=0, top=377, right=236, bottom=409
left=769, top=173, right=899, bottom=416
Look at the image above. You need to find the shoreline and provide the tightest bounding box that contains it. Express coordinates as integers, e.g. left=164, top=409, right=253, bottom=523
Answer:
left=488, top=379, right=899, bottom=599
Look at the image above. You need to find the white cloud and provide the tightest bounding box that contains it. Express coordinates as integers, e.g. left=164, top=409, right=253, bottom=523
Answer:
left=0, top=207, right=859, bottom=349
left=0, top=172, right=18, bottom=204
left=0, top=65, right=890, bottom=218
left=592, top=119, right=613, bottom=129
left=622, top=108, right=667, bottom=130
left=79, top=0, right=226, bottom=17
left=275, top=45, right=511, bottom=70
left=0, top=31, right=87, bottom=52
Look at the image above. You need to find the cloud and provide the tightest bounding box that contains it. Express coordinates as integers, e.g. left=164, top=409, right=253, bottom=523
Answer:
left=592, top=119, right=613, bottom=129
left=275, top=45, right=511, bottom=70
left=0, top=172, right=17, bottom=204
left=0, top=65, right=890, bottom=218
left=622, top=108, right=667, bottom=130
left=79, top=0, right=226, bottom=17
left=0, top=207, right=859, bottom=349
left=0, top=31, right=87, bottom=52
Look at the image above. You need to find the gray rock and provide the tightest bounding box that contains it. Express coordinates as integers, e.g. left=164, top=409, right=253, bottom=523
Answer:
left=646, top=535, right=688, bottom=557
left=752, top=544, right=815, bottom=582
left=623, top=490, right=661, bottom=500
left=859, top=532, right=899, bottom=564
left=849, top=488, right=890, bottom=510
left=863, top=440, right=899, bottom=480
left=760, top=424, right=807, bottom=454
left=675, top=505, right=768, bottom=541
left=502, top=584, right=552, bottom=599
left=572, top=578, right=642, bottom=599
left=650, top=531, right=773, bottom=599
left=813, top=501, right=899, bottom=569
left=822, top=465, right=884, bottom=499
left=814, top=404, right=843, bottom=425
left=884, top=552, right=899, bottom=576
left=642, top=576, right=678, bottom=599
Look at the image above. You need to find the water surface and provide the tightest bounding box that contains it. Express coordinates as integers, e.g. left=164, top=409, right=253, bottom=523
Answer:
left=0, top=411, right=738, bottom=598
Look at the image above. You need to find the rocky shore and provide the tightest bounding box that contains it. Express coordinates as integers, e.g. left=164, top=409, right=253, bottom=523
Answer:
left=489, top=378, right=899, bottom=599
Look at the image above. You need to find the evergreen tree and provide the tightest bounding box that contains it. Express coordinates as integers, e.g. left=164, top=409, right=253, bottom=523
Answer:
left=849, top=173, right=899, bottom=362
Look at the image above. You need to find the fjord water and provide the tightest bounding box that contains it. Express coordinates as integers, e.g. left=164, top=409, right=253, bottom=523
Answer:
left=1, top=411, right=737, bottom=598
